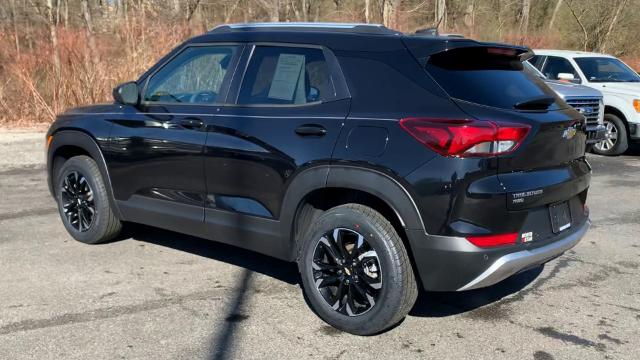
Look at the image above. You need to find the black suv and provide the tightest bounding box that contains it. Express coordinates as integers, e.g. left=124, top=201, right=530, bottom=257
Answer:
left=46, top=23, right=591, bottom=335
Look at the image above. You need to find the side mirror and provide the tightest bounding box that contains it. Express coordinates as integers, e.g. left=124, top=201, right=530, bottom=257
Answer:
left=557, top=73, right=576, bottom=82
left=113, top=81, right=139, bottom=105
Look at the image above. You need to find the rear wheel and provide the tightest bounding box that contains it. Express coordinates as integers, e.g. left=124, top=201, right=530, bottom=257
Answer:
left=298, top=204, right=417, bottom=335
left=55, top=155, right=122, bottom=244
left=593, top=114, right=628, bottom=156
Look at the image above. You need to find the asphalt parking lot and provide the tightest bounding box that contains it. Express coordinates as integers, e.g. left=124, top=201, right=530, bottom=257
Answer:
left=0, top=131, right=639, bottom=360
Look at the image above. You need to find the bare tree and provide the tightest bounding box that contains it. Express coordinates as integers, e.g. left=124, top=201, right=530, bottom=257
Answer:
left=45, top=0, right=61, bottom=82
left=463, top=0, right=476, bottom=32
left=364, top=0, right=371, bottom=23
left=519, top=0, right=531, bottom=33
left=548, top=0, right=563, bottom=29
left=435, top=0, right=446, bottom=30
left=382, top=0, right=398, bottom=28
left=600, top=0, right=628, bottom=53
left=563, top=0, right=588, bottom=51
left=9, top=0, right=20, bottom=56
left=81, top=0, right=100, bottom=67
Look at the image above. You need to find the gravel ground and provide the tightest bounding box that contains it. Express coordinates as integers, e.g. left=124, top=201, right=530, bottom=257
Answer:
left=0, top=132, right=639, bottom=360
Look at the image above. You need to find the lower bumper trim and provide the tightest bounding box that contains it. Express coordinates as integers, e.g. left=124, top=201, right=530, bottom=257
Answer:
left=457, top=220, right=590, bottom=291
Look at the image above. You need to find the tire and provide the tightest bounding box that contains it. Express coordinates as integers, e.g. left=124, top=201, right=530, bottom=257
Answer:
left=55, top=155, right=122, bottom=244
left=298, top=204, right=418, bottom=335
left=593, top=114, right=628, bottom=156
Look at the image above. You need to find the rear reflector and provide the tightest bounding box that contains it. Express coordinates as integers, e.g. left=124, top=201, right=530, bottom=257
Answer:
left=466, top=233, right=519, bottom=248
left=399, top=118, right=530, bottom=157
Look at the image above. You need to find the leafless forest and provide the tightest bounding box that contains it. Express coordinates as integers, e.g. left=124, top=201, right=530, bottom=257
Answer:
left=0, top=0, right=638, bottom=126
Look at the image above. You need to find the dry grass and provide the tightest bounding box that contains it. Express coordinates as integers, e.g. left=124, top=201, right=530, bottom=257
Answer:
left=0, top=21, right=195, bottom=127
left=0, top=20, right=638, bottom=128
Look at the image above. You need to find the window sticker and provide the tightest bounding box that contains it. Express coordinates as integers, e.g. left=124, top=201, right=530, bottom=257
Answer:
left=268, top=54, right=305, bottom=101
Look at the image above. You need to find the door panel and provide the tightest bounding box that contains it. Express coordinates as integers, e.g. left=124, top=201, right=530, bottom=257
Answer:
left=108, top=105, right=209, bottom=237
left=201, top=100, right=349, bottom=258
left=106, top=44, right=242, bottom=236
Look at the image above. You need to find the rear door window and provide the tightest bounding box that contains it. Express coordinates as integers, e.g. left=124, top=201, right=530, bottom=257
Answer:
left=425, top=47, right=562, bottom=110
left=237, top=46, right=337, bottom=105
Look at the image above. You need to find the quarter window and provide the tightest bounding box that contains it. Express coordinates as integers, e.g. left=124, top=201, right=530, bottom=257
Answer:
left=237, top=46, right=336, bottom=105
left=144, top=46, right=238, bottom=104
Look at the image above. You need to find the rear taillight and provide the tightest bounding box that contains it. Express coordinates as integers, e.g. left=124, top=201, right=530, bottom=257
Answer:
left=466, top=233, right=518, bottom=248
left=399, top=118, right=531, bottom=157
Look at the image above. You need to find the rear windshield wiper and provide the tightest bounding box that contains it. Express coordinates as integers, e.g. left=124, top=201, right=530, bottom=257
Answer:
left=514, top=96, right=555, bottom=110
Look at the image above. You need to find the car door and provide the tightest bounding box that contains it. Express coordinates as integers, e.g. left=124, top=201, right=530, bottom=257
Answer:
left=201, top=44, right=350, bottom=258
left=107, top=44, right=242, bottom=237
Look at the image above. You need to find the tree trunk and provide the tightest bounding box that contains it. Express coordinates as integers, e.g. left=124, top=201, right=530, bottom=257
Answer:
left=365, top=0, right=371, bottom=23
left=548, top=0, right=562, bottom=29
left=463, top=0, right=475, bottom=33
left=81, top=0, right=100, bottom=67
left=302, top=0, right=308, bottom=21
left=45, top=0, right=61, bottom=83
left=600, top=0, right=627, bottom=53
left=519, top=0, right=531, bottom=33
left=10, top=0, right=20, bottom=56
left=271, top=0, right=281, bottom=21
left=382, top=0, right=397, bottom=28
left=435, top=0, right=446, bottom=30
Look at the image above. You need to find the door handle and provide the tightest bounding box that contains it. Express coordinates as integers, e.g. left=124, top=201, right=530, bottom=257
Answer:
left=179, top=118, right=204, bottom=130
left=295, top=124, right=327, bottom=137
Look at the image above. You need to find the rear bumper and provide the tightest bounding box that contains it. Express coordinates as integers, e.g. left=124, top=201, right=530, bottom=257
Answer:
left=406, top=219, right=589, bottom=291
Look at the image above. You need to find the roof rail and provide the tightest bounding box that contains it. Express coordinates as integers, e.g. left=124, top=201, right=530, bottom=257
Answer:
left=210, top=22, right=400, bottom=35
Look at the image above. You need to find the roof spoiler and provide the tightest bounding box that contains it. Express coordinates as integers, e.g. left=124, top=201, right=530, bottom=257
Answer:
left=402, top=37, right=533, bottom=67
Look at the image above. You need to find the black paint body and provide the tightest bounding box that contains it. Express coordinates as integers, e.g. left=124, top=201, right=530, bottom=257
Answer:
left=47, top=27, right=591, bottom=291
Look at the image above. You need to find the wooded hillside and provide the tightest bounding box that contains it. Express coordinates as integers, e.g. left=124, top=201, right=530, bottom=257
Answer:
left=0, top=0, right=638, bottom=126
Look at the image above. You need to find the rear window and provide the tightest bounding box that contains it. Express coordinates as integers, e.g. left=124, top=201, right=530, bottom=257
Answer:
left=425, top=47, right=563, bottom=110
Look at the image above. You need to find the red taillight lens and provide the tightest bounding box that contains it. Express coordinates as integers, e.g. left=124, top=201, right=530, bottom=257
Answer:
left=466, top=233, right=519, bottom=248
left=399, top=118, right=530, bottom=157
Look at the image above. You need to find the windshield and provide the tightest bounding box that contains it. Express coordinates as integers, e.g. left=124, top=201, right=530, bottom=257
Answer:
left=574, top=57, right=640, bottom=83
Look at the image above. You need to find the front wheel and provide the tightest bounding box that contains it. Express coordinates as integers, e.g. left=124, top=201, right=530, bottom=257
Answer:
left=298, top=204, right=418, bottom=335
left=593, top=114, right=628, bottom=156
left=55, top=155, right=122, bottom=244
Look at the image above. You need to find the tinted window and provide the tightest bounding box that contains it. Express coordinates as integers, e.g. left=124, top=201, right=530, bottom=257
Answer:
left=238, top=46, right=336, bottom=105
left=144, top=46, right=238, bottom=104
left=541, top=56, right=579, bottom=81
left=574, top=57, right=640, bottom=83
left=425, top=47, right=562, bottom=110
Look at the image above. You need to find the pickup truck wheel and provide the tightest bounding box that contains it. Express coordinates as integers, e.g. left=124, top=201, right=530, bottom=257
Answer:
left=593, top=114, right=628, bottom=156
left=55, top=155, right=122, bottom=244
left=298, top=204, right=417, bottom=335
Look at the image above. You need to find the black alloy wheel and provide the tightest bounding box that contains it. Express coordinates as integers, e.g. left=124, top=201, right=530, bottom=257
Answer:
left=312, top=228, right=382, bottom=316
left=55, top=155, right=122, bottom=244
left=60, top=171, right=96, bottom=232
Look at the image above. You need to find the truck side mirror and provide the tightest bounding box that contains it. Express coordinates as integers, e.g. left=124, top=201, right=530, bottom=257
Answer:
left=557, top=73, right=579, bottom=83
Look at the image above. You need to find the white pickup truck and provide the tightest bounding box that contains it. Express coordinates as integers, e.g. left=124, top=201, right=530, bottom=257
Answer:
left=529, top=50, right=640, bottom=156
left=524, top=61, right=605, bottom=146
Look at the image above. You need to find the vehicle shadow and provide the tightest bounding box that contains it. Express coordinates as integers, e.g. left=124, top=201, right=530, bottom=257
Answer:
left=410, top=265, right=543, bottom=317
left=122, top=223, right=300, bottom=285
left=122, top=223, right=543, bottom=319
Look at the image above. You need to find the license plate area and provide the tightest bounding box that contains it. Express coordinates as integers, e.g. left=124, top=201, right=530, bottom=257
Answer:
left=549, top=201, right=572, bottom=234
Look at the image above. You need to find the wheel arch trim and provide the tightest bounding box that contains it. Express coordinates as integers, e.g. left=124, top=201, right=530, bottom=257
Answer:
left=279, top=164, right=426, bottom=260
left=47, top=130, right=123, bottom=220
